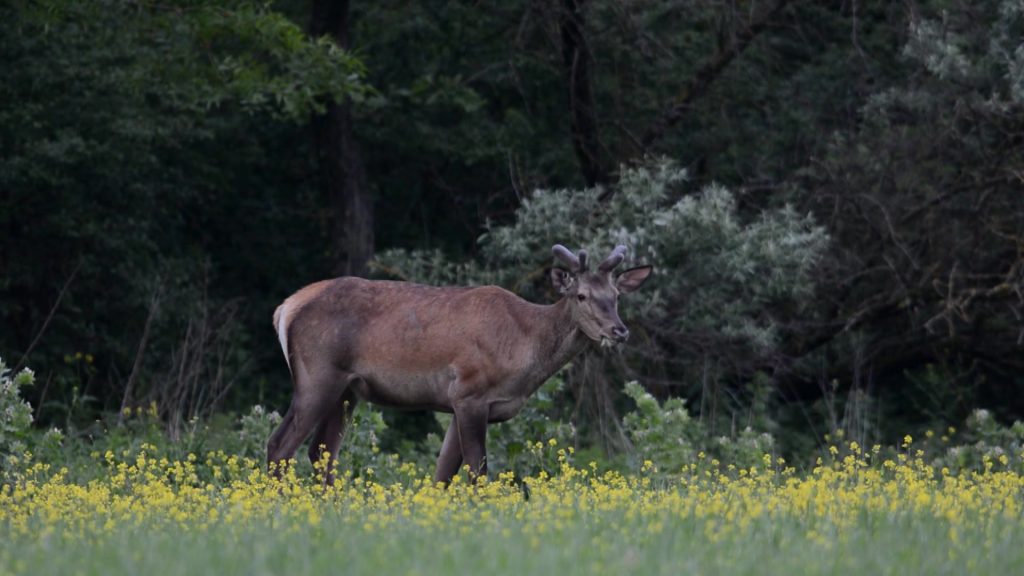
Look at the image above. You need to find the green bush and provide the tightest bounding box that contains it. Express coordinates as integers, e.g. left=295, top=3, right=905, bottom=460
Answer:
left=622, top=380, right=776, bottom=476
left=375, top=160, right=828, bottom=452
left=337, top=404, right=397, bottom=479
left=1, top=358, right=36, bottom=468
left=1, top=358, right=65, bottom=472
left=622, top=381, right=701, bottom=474
left=929, top=409, right=1024, bottom=474
left=375, top=160, right=827, bottom=360
left=237, top=404, right=282, bottom=460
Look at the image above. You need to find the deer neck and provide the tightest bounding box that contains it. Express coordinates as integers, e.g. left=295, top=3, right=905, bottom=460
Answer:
left=527, top=297, right=589, bottom=389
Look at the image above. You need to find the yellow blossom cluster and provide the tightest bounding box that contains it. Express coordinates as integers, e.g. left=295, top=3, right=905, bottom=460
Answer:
left=1, top=441, right=1022, bottom=574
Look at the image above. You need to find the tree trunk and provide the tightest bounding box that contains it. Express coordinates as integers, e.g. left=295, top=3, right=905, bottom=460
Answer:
left=310, top=0, right=373, bottom=276
left=558, top=0, right=609, bottom=188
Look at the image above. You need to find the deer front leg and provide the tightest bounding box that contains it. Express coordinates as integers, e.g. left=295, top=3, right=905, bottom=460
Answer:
left=453, top=402, right=488, bottom=481
left=434, top=417, right=463, bottom=485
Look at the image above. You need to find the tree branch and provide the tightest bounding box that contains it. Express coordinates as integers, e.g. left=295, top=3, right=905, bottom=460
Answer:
left=640, top=0, right=791, bottom=149
left=14, top=260, right=82, bottom=373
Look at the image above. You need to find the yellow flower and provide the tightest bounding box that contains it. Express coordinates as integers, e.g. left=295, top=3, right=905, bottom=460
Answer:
left=3, top=429, right=1022, bottom=569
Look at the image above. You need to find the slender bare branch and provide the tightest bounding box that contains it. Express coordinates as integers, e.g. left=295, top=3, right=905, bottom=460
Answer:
left=14, top=260, right=82, bottom=373
left=120, top=282, right=164, bottom=422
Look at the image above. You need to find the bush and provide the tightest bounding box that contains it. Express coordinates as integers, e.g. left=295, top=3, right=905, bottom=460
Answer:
left=1, top=358, right=35, bottom=468
left=374, top=159, right=828, bottom=452
left=337, top=403, right=394, bottom=478
left=237, top=404, right=282, bottom=460
left=929, top=409, right=1024, bottom=474
left=622, top=381, right=701, bottom=474
left=622, top=380, right=776, bottom=476
left=375, top=159, right=828, bottom=361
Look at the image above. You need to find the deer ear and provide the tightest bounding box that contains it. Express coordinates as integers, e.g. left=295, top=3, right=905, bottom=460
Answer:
left=550, top=268, right=575, bottom=294
left=616, top=265, right=653, bottom=294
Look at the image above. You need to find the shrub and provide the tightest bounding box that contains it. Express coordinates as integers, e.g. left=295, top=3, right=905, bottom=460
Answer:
left=375, top=159, right=828, bottom=363
left=622, top=380, right=777, bottom=476
left=930, top=409, right=1024, bottom=474
left=374, top=159, right=828, bottom=451
left=622, top=381, right=701, bottom=474
left=237, top=404, right=283, bottom=460
left=1, top=358, right=35, bottom=468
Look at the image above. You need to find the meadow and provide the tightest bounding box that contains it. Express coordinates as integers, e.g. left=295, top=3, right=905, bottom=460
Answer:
left=2, top=439, right=1023, bottom=576
left=4, top=2, right=1023, bottom=574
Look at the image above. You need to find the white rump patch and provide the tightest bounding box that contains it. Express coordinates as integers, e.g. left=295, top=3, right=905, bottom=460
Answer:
left=275, top=303, right=291, bottom=371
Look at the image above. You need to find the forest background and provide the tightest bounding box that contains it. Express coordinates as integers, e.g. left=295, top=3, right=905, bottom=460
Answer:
left=2, top=0, right=1022, bottom=470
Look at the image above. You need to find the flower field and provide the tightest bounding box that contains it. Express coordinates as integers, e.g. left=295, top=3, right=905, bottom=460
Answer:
left=2, top=443, right=1023, bottom=576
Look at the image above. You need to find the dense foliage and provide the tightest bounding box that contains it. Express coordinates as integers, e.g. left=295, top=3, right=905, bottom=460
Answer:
left=1, top=0, right=1022, bottom=465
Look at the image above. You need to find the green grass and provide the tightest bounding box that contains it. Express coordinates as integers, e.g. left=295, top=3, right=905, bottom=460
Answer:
left=3, top=509, right=1022, bottom=576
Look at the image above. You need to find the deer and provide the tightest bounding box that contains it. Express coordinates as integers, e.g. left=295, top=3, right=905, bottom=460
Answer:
left=267, top=244, right=653, bottom=484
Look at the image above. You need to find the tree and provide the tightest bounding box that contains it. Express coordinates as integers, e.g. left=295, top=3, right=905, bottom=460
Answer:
left=311, top=0, right=374, bottom=275
left=784, top=0, right=1024, bottom=427
left=0, top=0, right=367, bottom=427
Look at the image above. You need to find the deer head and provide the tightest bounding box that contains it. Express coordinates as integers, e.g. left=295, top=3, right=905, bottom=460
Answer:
left=549, top=244, right=653, bottom=347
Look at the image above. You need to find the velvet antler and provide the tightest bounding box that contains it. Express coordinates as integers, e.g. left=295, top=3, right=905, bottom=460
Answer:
left=552, top=244, right=590, bottom=273
left=598, top=244, right=628, bottom=272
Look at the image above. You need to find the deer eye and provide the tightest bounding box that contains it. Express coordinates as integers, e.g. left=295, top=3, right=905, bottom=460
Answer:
left=577, top=294, right=587, bottom=302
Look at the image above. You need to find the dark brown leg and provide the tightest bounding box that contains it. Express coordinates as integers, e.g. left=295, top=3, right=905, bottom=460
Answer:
left=266, top=406, right=296, bottom=474
left=308, top=390, right=358, bottom=486
left=433, top=416, right=463, bottom=484
left=266, top=363, right=346, bottom=478
left=453, top=402, right=489, bottom=481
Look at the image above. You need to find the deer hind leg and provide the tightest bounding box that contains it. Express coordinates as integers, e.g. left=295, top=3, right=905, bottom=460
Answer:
left=266, top=360, right=347, bottom=478
left=453, top=401, right=489, bottom=481
left=433, top=416, right=463, bottom=485
left=308, top=388, right=358, bottom=486
left=265, top=408, right=295, bottom=467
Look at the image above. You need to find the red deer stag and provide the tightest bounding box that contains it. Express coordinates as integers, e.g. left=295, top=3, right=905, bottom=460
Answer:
left=267, top=244, right=653, bottom=483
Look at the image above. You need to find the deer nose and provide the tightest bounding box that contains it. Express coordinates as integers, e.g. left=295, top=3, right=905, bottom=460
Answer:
left=611, top=325, right=630, bottom=342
